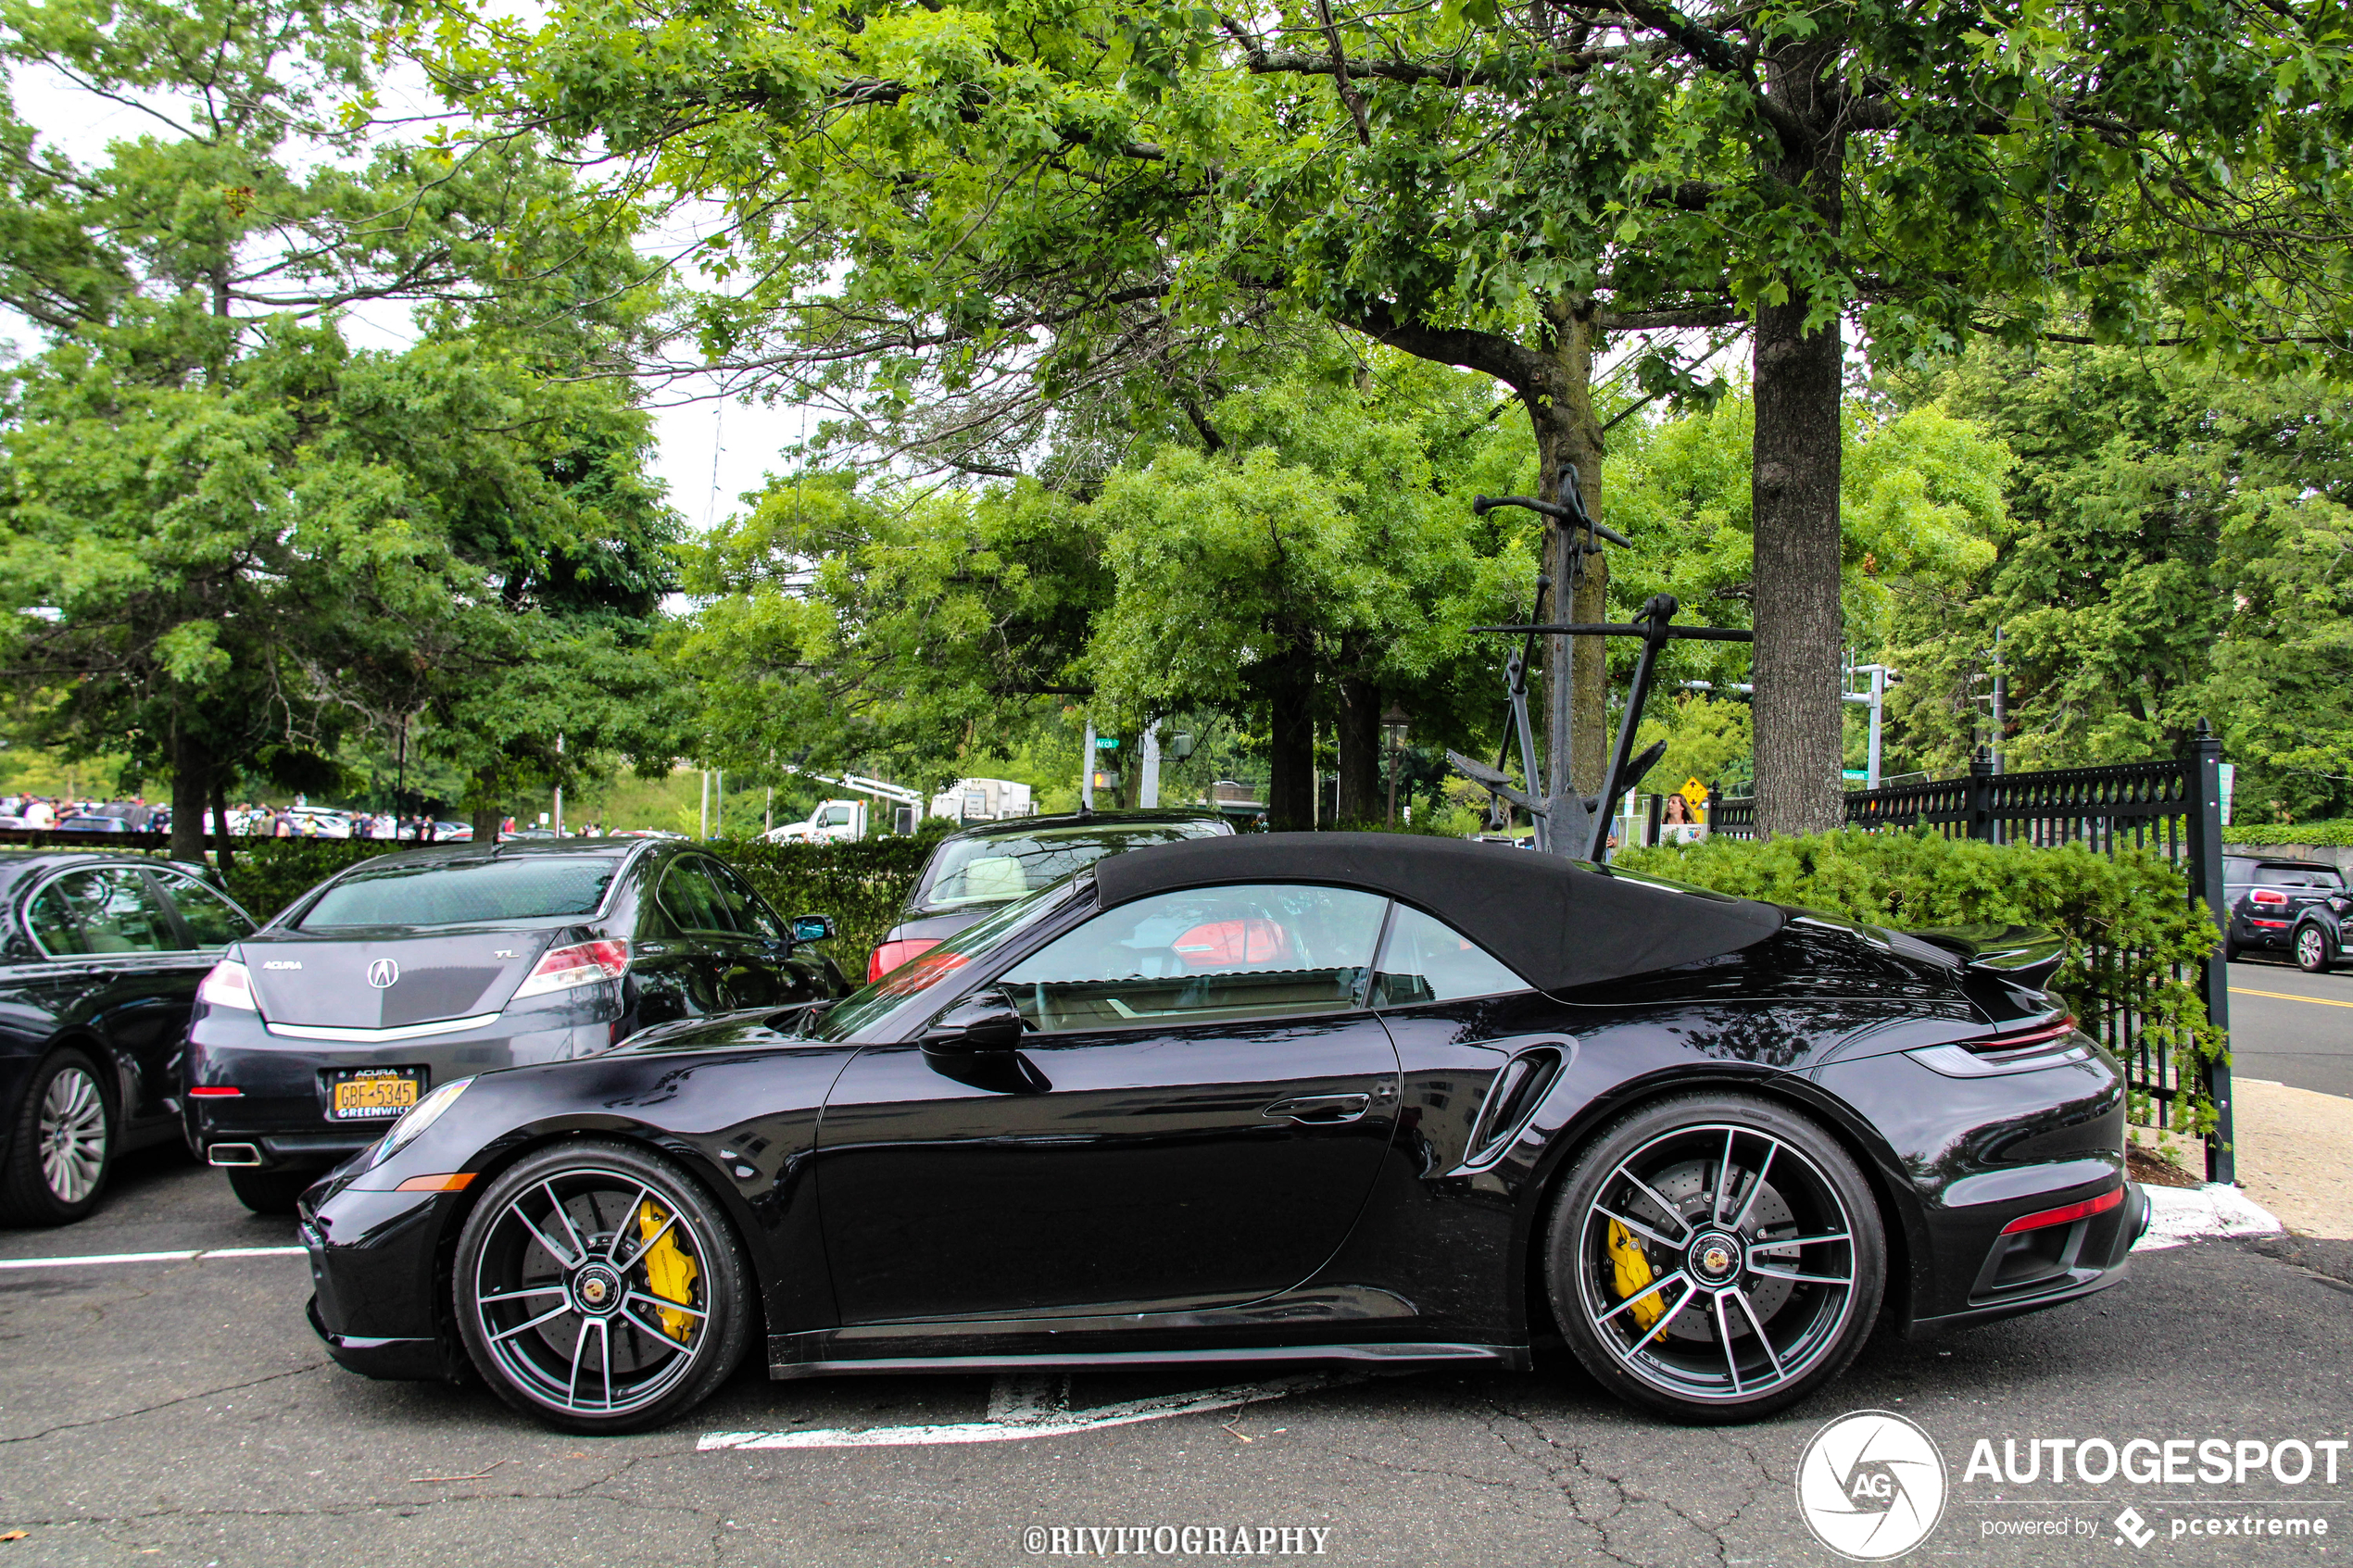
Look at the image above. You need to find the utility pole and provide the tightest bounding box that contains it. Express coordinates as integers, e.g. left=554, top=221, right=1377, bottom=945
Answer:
left=1990, top=626, right=2006, bottom=774
left=552, top=733, right=564, bottom=836
left=1140, top=722, right=1162, bottom=809
left=715, top=770, right=724, bottom=838
left=1081, top=721, right=1095, bottom=810
left=699, top=770, right=710, bottom=839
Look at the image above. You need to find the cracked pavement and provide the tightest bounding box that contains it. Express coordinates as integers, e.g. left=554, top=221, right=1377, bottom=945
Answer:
left=1, top=1148, right=2347, bottom=1565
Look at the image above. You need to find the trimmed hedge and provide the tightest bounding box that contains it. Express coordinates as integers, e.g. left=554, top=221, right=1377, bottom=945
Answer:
left=2223, top=819, right=2353, bottom=847
left=1617, top=829, right=2226, bottom=1133
left=215, top=834, right=931, bottom=981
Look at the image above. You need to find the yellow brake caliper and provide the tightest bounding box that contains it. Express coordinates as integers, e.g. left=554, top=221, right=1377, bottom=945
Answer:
left=1606, top=1219, right=1666, bottom=1331
left=635, top=1200, right=700, bottom=1343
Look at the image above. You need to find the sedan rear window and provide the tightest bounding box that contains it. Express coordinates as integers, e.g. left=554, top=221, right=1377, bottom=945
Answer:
left=298, top=857, right=622, bottom=929
left=914, top=822, right=1227, bottom=910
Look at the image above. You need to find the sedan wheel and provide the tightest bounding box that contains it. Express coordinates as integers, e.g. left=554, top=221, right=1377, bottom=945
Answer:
left=454, top=1141, right=752, bottom=1434
left=1, top=1048, right=113, bottom=1225
left=1546, top=1094, right=1885, bottom=1423
left=2296, top=926, right=2331, bottom=974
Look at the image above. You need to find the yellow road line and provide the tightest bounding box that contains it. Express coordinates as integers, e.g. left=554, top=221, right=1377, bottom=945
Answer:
left=2230, top=986, right=2353, bottom=1010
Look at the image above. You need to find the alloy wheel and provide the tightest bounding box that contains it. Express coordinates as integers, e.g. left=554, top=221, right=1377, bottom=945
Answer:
left=467, top=1165, right=718, bottom=1418
left=1573, top=1123, right=1859, bottom=1406
left=2297, top=927, right=2327, bottom=971
left=39, top=1065, right=107, bottom=1204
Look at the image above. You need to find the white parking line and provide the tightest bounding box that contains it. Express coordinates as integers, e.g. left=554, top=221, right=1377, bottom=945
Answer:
left=0, top=1245, right=307, bottom=1272
left=2133, top=1185, right=2284, bottom=1250
left=701, top=1371, right=1361, bottom=1450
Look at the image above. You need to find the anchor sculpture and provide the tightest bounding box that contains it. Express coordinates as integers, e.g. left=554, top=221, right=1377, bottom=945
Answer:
left=1450, top=472, right=1753, bottom=860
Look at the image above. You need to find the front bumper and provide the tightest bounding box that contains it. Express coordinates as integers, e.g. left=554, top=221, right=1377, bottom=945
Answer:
left=301, top=1181, right=470, bottom=1383
left=188, top=998, right=618, bottom=1173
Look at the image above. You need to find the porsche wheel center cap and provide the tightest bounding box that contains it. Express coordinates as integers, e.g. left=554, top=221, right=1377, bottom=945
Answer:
left=572, top=1265, right=622, bottom=1315
left=1690, top=1234, right=1742, bottom=1285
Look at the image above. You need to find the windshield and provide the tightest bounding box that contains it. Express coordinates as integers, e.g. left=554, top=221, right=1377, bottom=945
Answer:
left=912, top=822, right=1226, bottom=911
left=2253, top=865, right=2345, bottom=890
left=806, top=874, right=1088, bottom=1040
left=298, top=855, right=623, bottom=929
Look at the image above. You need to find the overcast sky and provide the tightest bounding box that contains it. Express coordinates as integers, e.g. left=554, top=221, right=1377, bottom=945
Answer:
left=0, top=57, right=803, bottom=535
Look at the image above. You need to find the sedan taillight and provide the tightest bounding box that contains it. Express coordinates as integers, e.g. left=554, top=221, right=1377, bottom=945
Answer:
left=510, top=938, right=631, bottom=1000
left=868, top=937, right=941, bottom=984
left=197, top=960, right=257, bottom=1010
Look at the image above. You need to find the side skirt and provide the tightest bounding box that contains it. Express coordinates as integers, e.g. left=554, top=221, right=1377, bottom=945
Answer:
left=768, top=1340, right=1528, bottom=1380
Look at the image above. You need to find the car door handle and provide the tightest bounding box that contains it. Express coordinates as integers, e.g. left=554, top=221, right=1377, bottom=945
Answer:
left=1263, top=1093, right=1371, bottom=1124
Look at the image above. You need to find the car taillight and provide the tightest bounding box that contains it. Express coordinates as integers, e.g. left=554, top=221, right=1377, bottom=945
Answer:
left=1905, top=1013, right=2083, bottom=1078
left=197, top=960, right=256, bottom=1010
left=1968, top=1014, right=2078, bottom=1053
left=186, top=1085, right=242, bottom=1098
left=868, top=937, right=941, bottom=984
left=510, top=938, right=630, bottom=1000
left=2250, top=887, right=2290, bottom=906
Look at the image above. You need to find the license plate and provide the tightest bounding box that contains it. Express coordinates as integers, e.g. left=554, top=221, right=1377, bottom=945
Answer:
left=328, top=1067, right=424, bottom=1120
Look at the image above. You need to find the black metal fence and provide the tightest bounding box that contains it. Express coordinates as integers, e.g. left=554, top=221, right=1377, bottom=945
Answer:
left=1709, top=728, right=2234, bottom=1183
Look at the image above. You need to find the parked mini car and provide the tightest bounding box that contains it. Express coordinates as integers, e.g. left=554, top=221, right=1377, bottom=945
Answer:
left=2221, top=855, right=2346, bottom=963
left=184, top=840, right=849, bottom=1213
left=867, top=809, right=1233, bottom=981
left=301, top=833, right=2148, bottom=1434
left=51, top=814, right=133, bottom=834
left=0, top=853, right=260, bottom=1224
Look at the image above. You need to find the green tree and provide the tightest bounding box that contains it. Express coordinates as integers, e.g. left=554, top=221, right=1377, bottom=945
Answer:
left=0, top=0, right=675, bottom=854
left=447, top=0, right=2353, bottom=840
left=1884, top=347, right=2353, bottom=816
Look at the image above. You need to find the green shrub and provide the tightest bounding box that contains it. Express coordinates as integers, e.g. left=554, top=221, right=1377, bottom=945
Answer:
left=2222, top=820, right=2353, bottom=847
left=1617, top=828, right=2225, bottom=1134
left=219, top=839, right=407, bottom=922
left=217, top=834, right=934, bottom=981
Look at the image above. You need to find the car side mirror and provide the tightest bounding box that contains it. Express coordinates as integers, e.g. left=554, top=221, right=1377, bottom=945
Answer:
left=790, top=913, right=835, bottom=944
left=924, top=988, right=1026, bottom=1054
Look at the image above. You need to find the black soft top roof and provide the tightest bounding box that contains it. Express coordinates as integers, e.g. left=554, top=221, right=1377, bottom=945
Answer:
left=1092, top=833, right=1785, bottom=994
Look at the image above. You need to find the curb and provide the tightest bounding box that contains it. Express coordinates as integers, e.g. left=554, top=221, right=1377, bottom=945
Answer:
left=2133, top=1183, right=2284, bottom=1251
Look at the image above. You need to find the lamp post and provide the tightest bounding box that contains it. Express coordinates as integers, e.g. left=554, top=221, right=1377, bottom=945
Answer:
left=1381, top=705, right=1411, bottom=826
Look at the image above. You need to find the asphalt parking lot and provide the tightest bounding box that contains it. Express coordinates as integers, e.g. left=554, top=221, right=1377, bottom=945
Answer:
left=2228, top=957, right=2353, bottom=1100
left=3, top=1150, right=2349, bottom=1567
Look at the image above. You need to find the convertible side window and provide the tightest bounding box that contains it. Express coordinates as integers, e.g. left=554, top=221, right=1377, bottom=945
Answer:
left=1369, top=905, right=1529, bottom=1007
left=1000, top=884, right=1389, bottom=1033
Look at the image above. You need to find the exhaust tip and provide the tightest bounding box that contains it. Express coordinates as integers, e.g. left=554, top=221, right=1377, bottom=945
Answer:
left=208, top=1143, right=264, bottom=1168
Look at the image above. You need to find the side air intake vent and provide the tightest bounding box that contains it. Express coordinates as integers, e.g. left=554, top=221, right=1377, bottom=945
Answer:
left=1466, top=1046, right=1567, bottom=1167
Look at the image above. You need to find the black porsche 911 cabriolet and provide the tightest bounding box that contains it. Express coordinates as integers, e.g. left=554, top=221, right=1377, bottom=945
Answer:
left=297, top=834, right=2147, bottom=1432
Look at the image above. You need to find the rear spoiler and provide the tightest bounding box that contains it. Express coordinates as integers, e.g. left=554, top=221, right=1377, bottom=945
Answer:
left=1904, top=924, right=2067, bottom=993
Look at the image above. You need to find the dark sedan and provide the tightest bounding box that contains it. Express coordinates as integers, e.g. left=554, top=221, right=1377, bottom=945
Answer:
left=300, top=834, right=2147, bottom=1433
left=0, top=852, right=259, bottom=1224
left=866, top=809, right=1231, bottom=981
left=186, top=840, right=849, bottom=1213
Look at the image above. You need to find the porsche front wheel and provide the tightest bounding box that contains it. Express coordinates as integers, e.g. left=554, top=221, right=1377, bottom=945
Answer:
left=454, top=1141, right=753, bottom=1434
left=1545, top=1094, right=1885, bottom=1423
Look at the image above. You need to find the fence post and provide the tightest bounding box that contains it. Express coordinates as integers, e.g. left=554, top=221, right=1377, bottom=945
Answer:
left=1968, top=748, right=1997, bottom=843
left=2185, top=720, right=2234, bottom=1184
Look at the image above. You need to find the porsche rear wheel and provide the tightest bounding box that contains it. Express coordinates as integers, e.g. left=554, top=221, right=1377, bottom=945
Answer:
left=1545, top=1094, right=1885, bottom=1423
left=454, top=1141, right=753, bottom=1434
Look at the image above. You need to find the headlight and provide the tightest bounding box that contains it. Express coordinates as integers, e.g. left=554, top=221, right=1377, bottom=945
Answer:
left=381, top=1077, right=472, bottom=1160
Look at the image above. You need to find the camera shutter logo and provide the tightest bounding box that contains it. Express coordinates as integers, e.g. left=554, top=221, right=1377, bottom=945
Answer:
left=1795, top=1410, right=1947, bottom=1561
left=366, top=958, right=399, bottom=989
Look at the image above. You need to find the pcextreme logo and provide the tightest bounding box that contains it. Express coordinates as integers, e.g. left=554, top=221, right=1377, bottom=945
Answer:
left=1796, top=1411, right=1950, bottom=1562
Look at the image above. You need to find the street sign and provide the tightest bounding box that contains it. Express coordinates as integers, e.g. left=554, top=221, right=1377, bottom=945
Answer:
left=1679, top=778, right=1710, bottom=807
left=1095, top=736, right=1120, bottom=750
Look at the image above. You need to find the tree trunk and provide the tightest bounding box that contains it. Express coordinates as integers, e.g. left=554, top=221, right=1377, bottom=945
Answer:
left=210, top=778, right=234, bottom=876
left=471, top=771, right=505, bottom=845
left=1335, top=673, right=1382, bottom=824
left=170, top=728, right=211, bottom=863
left=1534, top=303, right=1611, bottom=798
left=1263, top=636, right=1315, bottom=831
left=1749, top=70, right=1848, bottom=837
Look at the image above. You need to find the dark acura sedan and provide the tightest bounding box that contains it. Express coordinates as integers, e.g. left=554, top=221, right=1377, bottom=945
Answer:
left=300, top=834, right=2147, bottom=1433
left=0, top=853, right=258, bottom=1224
left=186, top=840, right=848, bottom=1213
left=866, top=809, right=1231, bottom=980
